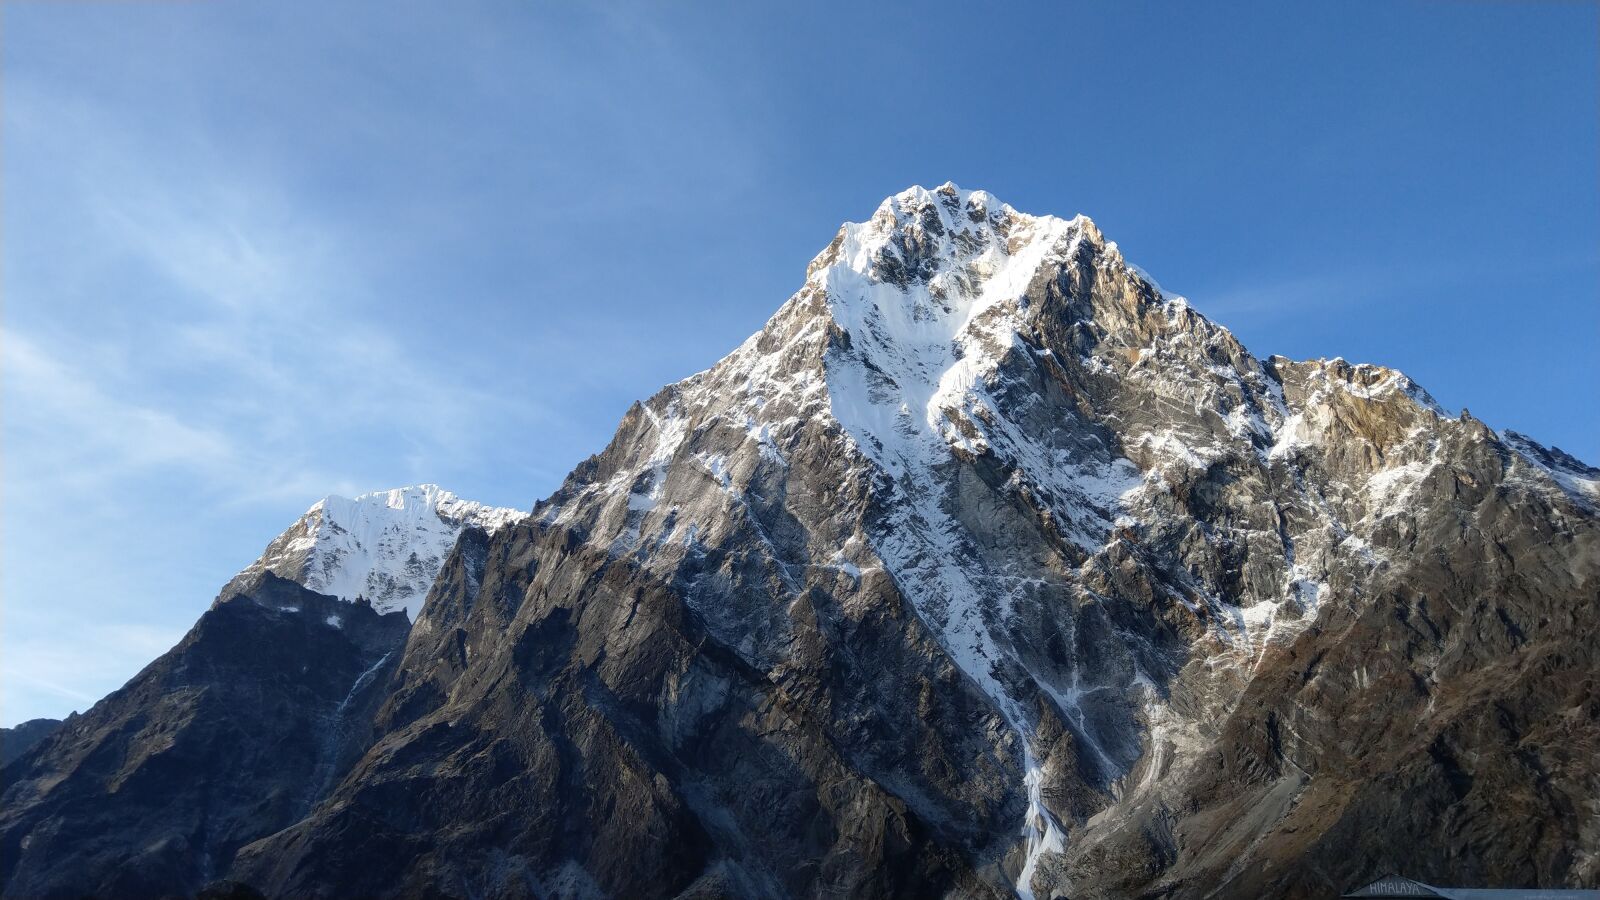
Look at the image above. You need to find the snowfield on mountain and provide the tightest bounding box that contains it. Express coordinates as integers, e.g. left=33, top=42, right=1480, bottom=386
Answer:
left=223, top=484, right=527, bottom=618
left=3, top=185, right=1596, bottom=900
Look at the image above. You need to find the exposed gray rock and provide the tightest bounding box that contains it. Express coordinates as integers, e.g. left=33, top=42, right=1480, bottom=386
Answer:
left=0, top=718, right=61, bottom=768
left=231, top=185, right=1600, bottom=898
left=5, top=185, right=1596, bottom=900
left=0, top=574, right=410, bottom=899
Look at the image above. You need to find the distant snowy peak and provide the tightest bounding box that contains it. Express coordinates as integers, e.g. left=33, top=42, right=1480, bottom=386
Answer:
left=226, top=484, right=526, bottom=619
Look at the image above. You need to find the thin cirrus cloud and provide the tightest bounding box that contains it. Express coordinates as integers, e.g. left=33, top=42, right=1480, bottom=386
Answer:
left=6, top=0, right=1596, bottom=728
left=4, top=330, right=239, bottom=488
left=1191, top=246, right=1600, bottom=326
left=1, top=623, right=188, bottom=710
left=4, top=80, right=537, bottom=507
left=1, top=78, right=560, bottom=723
left=4, top=184, right=467, bottom=512
left=0, top=4, right=759, bottom=720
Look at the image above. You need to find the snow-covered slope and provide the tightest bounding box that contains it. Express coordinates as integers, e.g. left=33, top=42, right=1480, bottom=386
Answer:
left=13, top=185, right=1594, bottom=900
left=529, top=183, right=1600, bottom=898
left=225, top=485, right=526, bottom=618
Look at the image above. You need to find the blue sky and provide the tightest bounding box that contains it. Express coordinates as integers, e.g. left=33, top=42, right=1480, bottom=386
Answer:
left=3, top=0, right=1595, bottom=725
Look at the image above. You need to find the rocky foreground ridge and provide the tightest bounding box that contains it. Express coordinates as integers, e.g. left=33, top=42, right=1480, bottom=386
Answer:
left=3, top=185, right=1596, bottom=900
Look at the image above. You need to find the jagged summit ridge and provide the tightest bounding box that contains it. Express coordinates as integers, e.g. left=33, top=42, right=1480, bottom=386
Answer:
left=10, top=186, right=1595, bottom=900
left=531, top=184, right=1598, bottom=898
left=226, top=484, right=526, bottom=618
left=537, top=181, right=1595, bottom=707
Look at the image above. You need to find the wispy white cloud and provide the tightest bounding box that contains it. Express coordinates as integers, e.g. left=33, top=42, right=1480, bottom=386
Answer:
left=90, top=186, right=341, bottom=317
left=1, top=76, right=570, bottom=724
left=3, top=80, right=543, bottom=508
left=0, top=0, right=782, bottom=725
left=1188, top=244, right=1600, bottom=326
left=1, top=621, right=189, bottom=718
left=1190, top=272, right=1354, bottom=319
left=5, top=329, right=238, bottom=476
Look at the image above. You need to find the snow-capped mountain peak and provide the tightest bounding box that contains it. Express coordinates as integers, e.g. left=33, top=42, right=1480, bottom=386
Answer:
left=225, top=484, right=526, bottom=618
left=813, top=182, right=1090, bottom=289
left=528, top=185, right=1598, bottom=898
left=12, top=185, right=1598, bottom=900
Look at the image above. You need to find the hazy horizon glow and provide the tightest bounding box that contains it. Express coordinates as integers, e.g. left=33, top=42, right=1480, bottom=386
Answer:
left=4, top=0, right=1596, bottom=725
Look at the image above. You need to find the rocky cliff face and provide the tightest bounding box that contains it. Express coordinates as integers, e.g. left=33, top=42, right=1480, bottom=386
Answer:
left=0, top=719, right=61, bottom=769
left=5, top=186, right=1597, bottom=900
left=0, top=575, right=411, bottom=899
left=1, top=486, right=517, bottom=899
left=234, top=186, right=1600, bottom=898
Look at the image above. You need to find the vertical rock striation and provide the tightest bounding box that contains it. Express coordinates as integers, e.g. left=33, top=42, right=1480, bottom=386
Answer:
left=6, top=187, right=1596, bottom=899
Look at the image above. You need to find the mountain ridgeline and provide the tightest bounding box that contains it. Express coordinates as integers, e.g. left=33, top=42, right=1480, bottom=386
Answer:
left=3, top=185, right=1596, bottom=900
